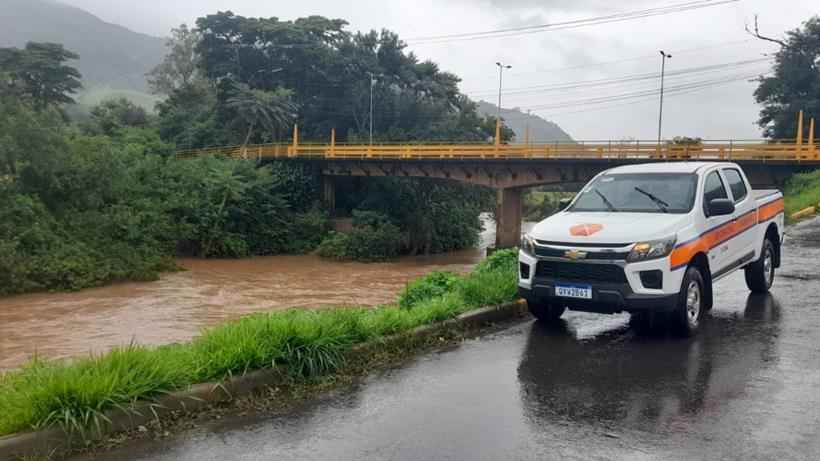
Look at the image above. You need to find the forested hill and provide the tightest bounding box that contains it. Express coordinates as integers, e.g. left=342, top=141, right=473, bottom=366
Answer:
left=476, top=101, right=574, bottom=143
left=0, top=0, right=164, bottom=92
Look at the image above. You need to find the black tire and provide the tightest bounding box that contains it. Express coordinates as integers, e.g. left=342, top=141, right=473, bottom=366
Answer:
left=672, top=266, right=706, bottom=336
left=528, top=301, right=566, bottom=323
left=745, top=239, right=775, bottom=293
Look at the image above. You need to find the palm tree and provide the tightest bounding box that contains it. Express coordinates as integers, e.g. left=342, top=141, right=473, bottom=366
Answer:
left=225, top=83, right=297, bottom=149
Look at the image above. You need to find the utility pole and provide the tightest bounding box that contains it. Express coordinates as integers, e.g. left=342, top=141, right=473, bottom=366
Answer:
left=525, top=109, right=532, bottom=146
left=658, top=50, right=672, bottom=146
left=496, top=62, right=511, bottom=122
left=369, top=72, right=376, bottom=145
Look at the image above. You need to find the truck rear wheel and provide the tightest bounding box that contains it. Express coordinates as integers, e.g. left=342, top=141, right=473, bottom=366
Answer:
left=673, top=266, right=705, bottom=336
left=745, top=239, right=775, bottom=293
left=528, top=301, right=566, bottom=324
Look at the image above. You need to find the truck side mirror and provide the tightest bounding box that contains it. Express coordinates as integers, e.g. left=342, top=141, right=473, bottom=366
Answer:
left=559, top=198, right=573, bottom=210
left=707, top=198, right=735, bottom=217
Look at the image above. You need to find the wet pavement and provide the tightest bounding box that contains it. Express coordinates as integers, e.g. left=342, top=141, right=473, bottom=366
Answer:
left=79, top=220, right=820, bottom=460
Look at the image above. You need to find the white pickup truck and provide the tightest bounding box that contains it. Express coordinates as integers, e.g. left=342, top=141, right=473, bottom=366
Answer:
left=518, top=162, right=785, bottom=335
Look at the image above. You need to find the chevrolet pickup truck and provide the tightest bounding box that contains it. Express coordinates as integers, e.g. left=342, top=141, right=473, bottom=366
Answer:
left=518, top=162, right=785, bottom=335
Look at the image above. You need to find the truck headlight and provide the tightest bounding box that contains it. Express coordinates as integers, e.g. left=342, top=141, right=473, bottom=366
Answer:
left=627, top=236, right=677, bottom=263
left=520, top=233, right=536, bottom=256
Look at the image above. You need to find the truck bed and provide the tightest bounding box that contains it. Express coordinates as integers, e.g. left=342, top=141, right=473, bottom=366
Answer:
left=753, top=189, right=782, bottom=203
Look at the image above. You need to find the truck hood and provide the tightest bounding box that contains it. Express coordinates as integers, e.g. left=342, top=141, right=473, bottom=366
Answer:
left=529, top=212, right=691, bottom=245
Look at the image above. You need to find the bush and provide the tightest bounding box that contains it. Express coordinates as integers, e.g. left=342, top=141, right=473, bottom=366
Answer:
left=474, top=248, right=518, bottom=275
left=398, top=271, right=461, bottom=309
left=784, top=169, right=820, bottom=219
left=317, top=211, right=402, bottom=262
left=457, top=268, right=519, bottom=308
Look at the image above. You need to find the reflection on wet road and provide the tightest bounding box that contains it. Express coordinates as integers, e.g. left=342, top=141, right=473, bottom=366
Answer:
left=83, top=220, right=820, bottom=460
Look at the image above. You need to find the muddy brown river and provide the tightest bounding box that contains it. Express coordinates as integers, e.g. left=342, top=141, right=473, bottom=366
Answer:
left=0, top=219, right=508, bottom=371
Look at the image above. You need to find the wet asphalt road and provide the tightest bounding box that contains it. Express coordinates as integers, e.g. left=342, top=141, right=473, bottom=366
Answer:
left=82, top=221, right=820, bottom=461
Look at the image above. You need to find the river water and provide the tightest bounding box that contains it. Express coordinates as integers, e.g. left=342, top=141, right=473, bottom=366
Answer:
left=0, top=217, right=512, bottom=371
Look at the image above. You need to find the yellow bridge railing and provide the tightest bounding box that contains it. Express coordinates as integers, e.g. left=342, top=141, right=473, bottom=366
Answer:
left=177, top=113, right=818, bottom=163
left=177, top=140, right=819, bottom=162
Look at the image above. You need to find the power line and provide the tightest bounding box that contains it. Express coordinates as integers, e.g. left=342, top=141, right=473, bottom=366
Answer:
left=406, top=0, right=740, bottom=44
left=524, top=72, right=761, bottom=111
left=464, top=57, right=771, bottom=97
left=459, top=39, right=758, bottom=83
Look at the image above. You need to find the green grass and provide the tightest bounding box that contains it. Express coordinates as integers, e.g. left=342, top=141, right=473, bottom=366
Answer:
left=0, top=253, right=518, bottom=437
left=784, top=170, right=820, bottom=220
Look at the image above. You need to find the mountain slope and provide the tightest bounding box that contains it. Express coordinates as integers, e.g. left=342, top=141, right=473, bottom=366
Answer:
left=476, top=101, right=574, bottom=143
left=0, top=0, right=165, bottom=92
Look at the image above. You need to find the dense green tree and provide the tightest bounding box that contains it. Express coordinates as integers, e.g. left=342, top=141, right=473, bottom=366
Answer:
left=191, top=12, right=502, bottom=144
left=754, top=17, right=820, bottom=140
left=0, top=97, right=67, bottom=176
left=87, top=98, right=149, bottom=136
left=224, top=82, right=297, bottom=147
left=147, top=24, right=203, bottom=96
left=0, top=42, right=82, bottom=109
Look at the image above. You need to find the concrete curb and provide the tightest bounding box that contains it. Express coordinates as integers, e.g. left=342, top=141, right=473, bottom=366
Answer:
left=0, top=300, right=528, bottom=460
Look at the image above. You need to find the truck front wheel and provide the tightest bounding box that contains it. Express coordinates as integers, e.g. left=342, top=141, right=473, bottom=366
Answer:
left=528, top=301, right=566, bottom=323
left=745, top=239, right=775, bottom=293
left=673, top=266, right=705, bottom=336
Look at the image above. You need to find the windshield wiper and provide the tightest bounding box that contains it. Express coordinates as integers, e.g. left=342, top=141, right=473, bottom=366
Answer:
left=594, top=189, right=617, bottom=211
left=634, top=187, right=669, bottom=213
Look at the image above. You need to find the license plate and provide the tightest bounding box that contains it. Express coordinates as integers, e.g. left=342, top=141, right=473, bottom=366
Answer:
left=555, top=284, right=593, bottom=299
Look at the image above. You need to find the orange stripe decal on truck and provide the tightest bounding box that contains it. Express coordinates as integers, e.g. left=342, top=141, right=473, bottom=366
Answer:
left=758, top=198, right=785, bottom=223
left=669, top=198, right=783, bottom=271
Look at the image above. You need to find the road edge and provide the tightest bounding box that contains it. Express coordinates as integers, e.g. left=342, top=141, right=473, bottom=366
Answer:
left=0, top=300, right=528, bottom=460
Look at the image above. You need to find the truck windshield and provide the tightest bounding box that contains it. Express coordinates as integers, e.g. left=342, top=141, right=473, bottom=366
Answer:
left=569, top=173, right=697, bottom=214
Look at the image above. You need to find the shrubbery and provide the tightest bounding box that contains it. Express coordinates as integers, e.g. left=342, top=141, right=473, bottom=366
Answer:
left=784, top=169, right=820, bottom=219
left=0, top=100, right=330, bottom=295
left=316, top=211, right=402, bottom=262
left=398, top=271, right=461, bottom=309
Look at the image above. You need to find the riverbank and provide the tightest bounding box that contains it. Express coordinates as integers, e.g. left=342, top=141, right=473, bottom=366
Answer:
left=0, top=250, right=486, bottom=372
left=0, top=251, right=518, bottom=447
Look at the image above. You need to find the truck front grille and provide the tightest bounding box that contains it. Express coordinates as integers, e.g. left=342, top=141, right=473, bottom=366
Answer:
left=535, top=261, right=627, bottom=284
left=534, top=246, right=628, bottom=260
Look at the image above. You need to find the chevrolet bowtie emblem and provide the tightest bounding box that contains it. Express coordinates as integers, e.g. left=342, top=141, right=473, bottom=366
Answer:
left=564, top=249, right=588, bottom=261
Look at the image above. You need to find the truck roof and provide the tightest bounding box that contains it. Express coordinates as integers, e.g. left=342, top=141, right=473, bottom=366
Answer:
left=605, top=162, right=730, bottom=175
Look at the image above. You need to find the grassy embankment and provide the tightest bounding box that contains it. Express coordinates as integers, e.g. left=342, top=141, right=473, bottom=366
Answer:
left=784, top=170, right=820, bottom=220
left=0, top=250, right=519, bottom=438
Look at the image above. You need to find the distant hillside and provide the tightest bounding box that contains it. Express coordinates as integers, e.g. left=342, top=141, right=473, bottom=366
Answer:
left=476, top=101, right=574, bottom=143
left=0, top=0, right=165, bottom=93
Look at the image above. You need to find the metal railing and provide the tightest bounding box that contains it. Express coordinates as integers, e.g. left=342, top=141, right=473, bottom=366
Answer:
left=177, top=140, right=819, bottom=162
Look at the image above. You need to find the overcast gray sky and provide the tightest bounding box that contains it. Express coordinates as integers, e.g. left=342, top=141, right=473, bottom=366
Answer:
left=60, top=0, right=818, bottom=140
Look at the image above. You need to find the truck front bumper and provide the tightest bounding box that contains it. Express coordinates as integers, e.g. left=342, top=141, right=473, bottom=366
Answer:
left=518, top=278, right=677, bottom=314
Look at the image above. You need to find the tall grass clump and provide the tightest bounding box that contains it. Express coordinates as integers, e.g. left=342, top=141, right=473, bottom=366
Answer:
left=0, top=250, right=521, bottom=438
left=784, top=169, right=820, bottom=219
left=398, top=271, right=461, bottom=309
left=0, top=346, right=191, bottom=437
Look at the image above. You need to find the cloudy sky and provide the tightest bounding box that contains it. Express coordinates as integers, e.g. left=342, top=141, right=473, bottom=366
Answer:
left=60, top=0, right=817, bottom=140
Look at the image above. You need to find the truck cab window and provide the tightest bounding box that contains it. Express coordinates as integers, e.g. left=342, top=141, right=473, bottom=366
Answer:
left=723, top=169, right=748, bottom=203
left=703, top=171, right=728, bottom=216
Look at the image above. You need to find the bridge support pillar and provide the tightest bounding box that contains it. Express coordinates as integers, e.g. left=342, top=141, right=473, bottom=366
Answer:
left=322, top=176, right=336, bottom=215
left=495, top=188, right=522, bottom=249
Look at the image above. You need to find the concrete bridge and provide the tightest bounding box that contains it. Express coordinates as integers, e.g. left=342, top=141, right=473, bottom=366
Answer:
left=178, top=121, right=819, bottom=248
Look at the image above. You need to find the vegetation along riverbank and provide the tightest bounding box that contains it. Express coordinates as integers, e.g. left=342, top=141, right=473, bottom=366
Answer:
left=0, top=250, right=518, bottom=439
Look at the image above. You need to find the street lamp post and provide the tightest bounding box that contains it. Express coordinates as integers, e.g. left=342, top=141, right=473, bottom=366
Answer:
left=496, top=62, right=512, bottom=122
left=658, top=50, right=672, bottom=146
left=369, top=72, right=376, bottom=145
